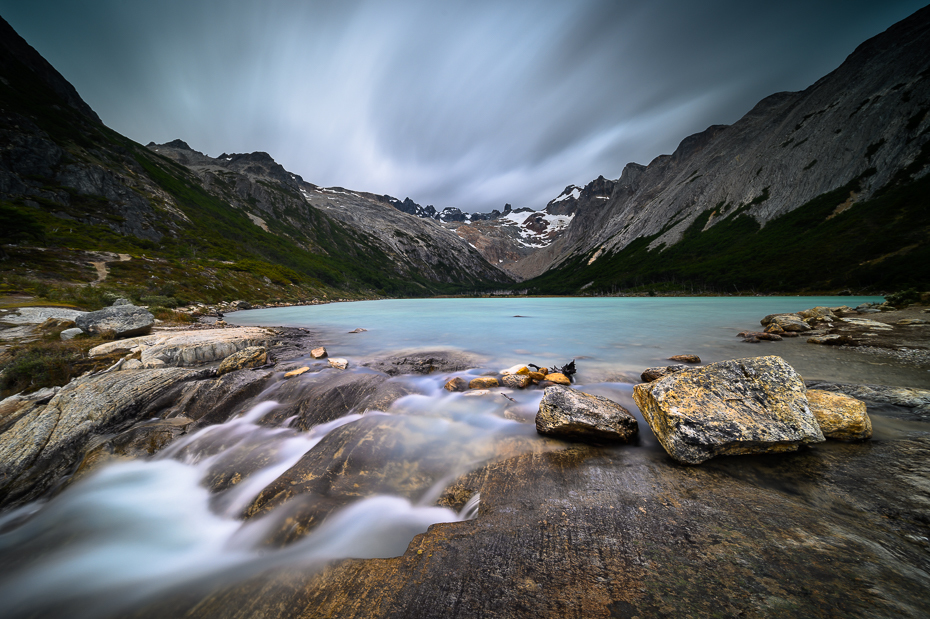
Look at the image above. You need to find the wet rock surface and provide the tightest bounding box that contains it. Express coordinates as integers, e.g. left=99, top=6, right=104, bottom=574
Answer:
left=363, top=351, right=480, bottom=376
left=633, top=356, right=824, bottom=464
left=536, top=386, right=638, bottom=443
left=807, top=389, right=872, bottom=440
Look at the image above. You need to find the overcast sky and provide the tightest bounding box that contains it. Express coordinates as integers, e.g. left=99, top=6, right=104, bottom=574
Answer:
left=1, top=1, right=926, bottom=211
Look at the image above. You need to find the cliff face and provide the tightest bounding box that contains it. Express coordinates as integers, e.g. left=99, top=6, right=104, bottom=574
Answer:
left=519, top=6, right=930, bottom=288
left=147, top=142, right=512, bottom=287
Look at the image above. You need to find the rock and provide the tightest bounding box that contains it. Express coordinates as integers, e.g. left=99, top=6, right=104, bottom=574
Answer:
left=737, top=331, right=783, bottom=341
left=807, top=334, right=853, bottom=345
left=764, top=323, right=785, bottom=334
left=285, top=367, right=310, bottom=378
left=468, top=377, right=499, bottom=389
left=501, top=374, right=532, bottom=389
left=536, top=386, right=638, bottom=443
left=806, top=390, right=872, bottom=441
left=897, top=318, right=927, bottom=325
left=0, top=368, right=195, bottom=508
left=142, top=359, right=166, bottom=368
left=501, top=364, right=530, bottom=376
left=216, top=346, right=268, bottom=376
left=641, top=365, right=688, bottom=382
left=444, top=377, right=469, bottom=392
left=632, top=356, right=824, bottom=465
left=798, top=306, right=836, bottom=321
left=348, top=328, right=367, bottom=333
left=89, top=327, right=273, bottom=367
left=528, top=371, right=546, bottom=381
left=75, top=305, right=155, bottom=338
left=363, top=351, right=479, bottom=376
left=544, top=372, right=571, bottom=386
left=60, top=327, right=83, bottom=340
left=310, top=346, right=328, bottom=359
left=763, top=314, right=811, bottom=332
left=121, top=359, right=143, bottom=370
left=232, top=300, right=252, bottom=310
left=840, top=317, right=892, bottom=330
left=329, top=358, right=349, bottom=370
left=111, top=297, right=132, bottom=306
left=1, top=307, right=86, bottom=324
left=804, top=381, right=930, bottom=414
left=258, top=372, right=393, bottom=430
left=667, top=354, right=701, bottom=363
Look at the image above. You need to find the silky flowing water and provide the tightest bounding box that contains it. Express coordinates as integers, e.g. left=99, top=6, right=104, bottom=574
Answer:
left=1, top=296, right=925, bottom=618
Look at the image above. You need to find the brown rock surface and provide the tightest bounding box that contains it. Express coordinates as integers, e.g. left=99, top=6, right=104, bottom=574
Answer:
left=544, top=372, right=571, bottom=385
left=444, top=377, right=469, bottom=392
left=468, top=377, right=499, bottom=390
left=216, top=346, right=268, bottom=376
left=806, top=389, right=872, bottom=440
left=667, top=354, right=700, bottom=363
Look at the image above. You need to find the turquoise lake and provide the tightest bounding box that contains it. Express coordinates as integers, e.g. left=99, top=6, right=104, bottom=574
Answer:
left=228, top=296, right=926, bottom=387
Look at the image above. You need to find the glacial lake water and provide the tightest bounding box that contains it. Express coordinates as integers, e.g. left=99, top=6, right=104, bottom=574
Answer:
left=3, top=295, right=927, bottom=619
left=228, top=296, right=927, bottom=387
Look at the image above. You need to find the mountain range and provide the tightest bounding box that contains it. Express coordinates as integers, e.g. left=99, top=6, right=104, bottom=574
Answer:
left=2, top=7, right=929, bottom=301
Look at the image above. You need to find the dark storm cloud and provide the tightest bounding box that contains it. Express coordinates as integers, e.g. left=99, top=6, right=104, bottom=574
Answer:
left=1, top=0, right=926, bottom=210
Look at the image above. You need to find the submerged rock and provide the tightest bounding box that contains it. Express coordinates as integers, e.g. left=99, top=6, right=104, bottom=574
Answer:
left=536, top=385, right=638, bottom=443
left=363, top=351, right=478, bottom=376
left=501, top=374, right=532, bottom=389
left=310, top=346, right=328, bottom=359
left=328, top=358, right=349, bottom=370
left=632, top=356, right=824, bottom=464
left=806, top=389, right=872, bottom=440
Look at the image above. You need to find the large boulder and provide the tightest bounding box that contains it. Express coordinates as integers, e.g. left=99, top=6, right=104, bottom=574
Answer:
left=632, top=356, right=824, bottom=464
left=536, top=386, right=638, bottom=443
left=75, top=305, right=154, bottom=338
left=806, top=389, right=872, bottom=440
left=761, top=314, right=811, bottom=332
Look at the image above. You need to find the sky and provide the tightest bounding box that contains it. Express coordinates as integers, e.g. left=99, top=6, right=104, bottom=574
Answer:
left=1, top=1, right=927, bottom=212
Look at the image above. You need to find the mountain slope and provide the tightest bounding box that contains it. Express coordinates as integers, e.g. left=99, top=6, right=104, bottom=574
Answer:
left=0, top=16, right=510, bottom=303
left=522, top=5, right=930, bottom=293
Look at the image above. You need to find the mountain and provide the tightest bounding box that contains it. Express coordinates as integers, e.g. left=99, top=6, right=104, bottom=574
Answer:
left=0, top=16, right=511, bottom=303
left=519, top=6, right=930, bottom=294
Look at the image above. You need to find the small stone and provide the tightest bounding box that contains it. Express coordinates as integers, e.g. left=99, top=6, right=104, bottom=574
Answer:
left=806, top=389, right=872, bottom=441
left=121, top=359, right=143, bottom=370
left=544, top=372, right=571, bottom=385
left=501, top=364, right=530, bottom=376
left=310, top=347, right=328, bottom=359
left=444, top=377, right=469, bottom=392
left=462, top=389, right=490, bottom=397
left=348, top=328, right=367, bottom=333
left=468, top=377, right=500, bottom=389
left=536, top=386, right=638, bottom=443
left=285, top=366, right=310, bottom=378
left=60, top=327, right=84, bottom=340
left=329, top=358, right=349, bottom=370
left=501, top=374, right=532, bottom=389
left=528, top=371, right=546, bottom=381
left=667, top=354, right=700, bottom=363
left=641, top=365, right=688, bottom=383
left=215, top=320, right=227, bottom=327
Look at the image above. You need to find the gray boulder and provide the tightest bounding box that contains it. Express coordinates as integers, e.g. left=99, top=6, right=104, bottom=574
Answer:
left=60, top=327, right=83, bottom=340
left=75, top=305, right=154, bottom=338
left=536, top=386, right=638, bottom=443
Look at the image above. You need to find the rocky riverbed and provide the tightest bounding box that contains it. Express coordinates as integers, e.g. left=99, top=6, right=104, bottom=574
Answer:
left=0, top=301, right=928, bottom=618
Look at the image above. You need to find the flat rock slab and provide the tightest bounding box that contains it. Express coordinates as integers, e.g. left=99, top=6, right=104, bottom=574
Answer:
left=536, top=385, right=638, bottom=443
left=89, top=327, right=274, bottom=367
left=0, top=307, right=87, bottom=324
left=633, top=355, right=824, bottom=464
